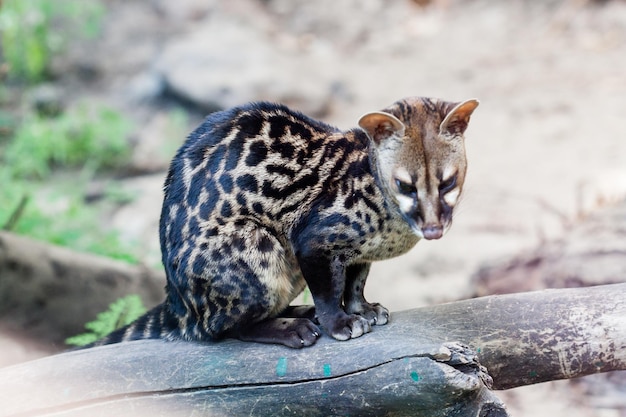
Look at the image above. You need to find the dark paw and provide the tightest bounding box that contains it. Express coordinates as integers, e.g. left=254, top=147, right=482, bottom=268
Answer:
left=345, top=302, right=389, bottom=326
left=321, top=313, right=372, bottom=341
left=236, top=318, right=320, bottom=349
left=276, top=318, right=320, bottom=348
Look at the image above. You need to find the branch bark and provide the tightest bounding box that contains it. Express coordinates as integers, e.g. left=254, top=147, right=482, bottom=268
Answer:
left=1, top=283, right=624, bottom=417
left=400, top=283, right=626, bottom=389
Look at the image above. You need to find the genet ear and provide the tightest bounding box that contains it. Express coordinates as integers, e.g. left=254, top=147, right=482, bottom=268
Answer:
left=358, top=111, right=405, bottom=145
left=439, top=99, right=479, bottom=137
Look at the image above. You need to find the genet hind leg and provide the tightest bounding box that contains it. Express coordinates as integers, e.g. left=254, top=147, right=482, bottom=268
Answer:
left=231, top=226, right=320, bottom=348
left=234, top=302, right=319, bottom=348
left=235, top=317, right=320, bottom=348
left=280, top=305, right=317, bottom=321
left=188, top=224, right=319, bottom=348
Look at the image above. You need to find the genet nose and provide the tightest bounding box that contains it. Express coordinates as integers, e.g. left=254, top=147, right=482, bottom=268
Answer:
left=422, top=225, right=443, bottom=240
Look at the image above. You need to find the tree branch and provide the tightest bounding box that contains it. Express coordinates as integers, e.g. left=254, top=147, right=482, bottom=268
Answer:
left=2, top=284, right=624, bottom=417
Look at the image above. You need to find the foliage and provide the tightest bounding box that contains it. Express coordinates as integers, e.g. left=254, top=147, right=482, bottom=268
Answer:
left=0, top=1, right=143, bottom=265
left=3, top=103, right=133, bottom=179
left=0, top=175, right=139, bottom=263
left=0, top=100, right=139, bottom=262
left=0, top=0, right=104, bottom=83
left=0, top=100, right=138, bottom=262
left=65, top=295, right=147, bottom=347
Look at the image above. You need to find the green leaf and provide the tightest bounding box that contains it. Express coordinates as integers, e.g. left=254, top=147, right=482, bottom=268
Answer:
left=0, top=0, right=105, bottom=83
left=65, top=295, right=147, bottom=347
left=3, top=104, right=133, bottom=179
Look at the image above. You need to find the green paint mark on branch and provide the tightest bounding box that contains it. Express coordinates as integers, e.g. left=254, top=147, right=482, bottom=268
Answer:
left=276, top=357, right=288, bottom=377
left=323, top=364, right=332, bottom=377
left=410, top=371, right=420, bottom=382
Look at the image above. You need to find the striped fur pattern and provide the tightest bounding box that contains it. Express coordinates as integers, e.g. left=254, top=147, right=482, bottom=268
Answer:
left=93, top=97, right=478, bottom=349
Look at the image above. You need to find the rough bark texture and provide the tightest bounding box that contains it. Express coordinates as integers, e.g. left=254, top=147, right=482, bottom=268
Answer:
left=469, top=199, right=626, bottom=411
left=0, top=339, right=505, bottom=417
left=2, top=284, right=625, bottom=417
left=414, top=284, right=626, bottom=389
left=0, top=231, right=165, bottom=346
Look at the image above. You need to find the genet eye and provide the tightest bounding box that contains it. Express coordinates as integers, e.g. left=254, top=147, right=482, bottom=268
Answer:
left=395, top=178, right=417, bottom=196
left=439, top=175, right=457, bottom=193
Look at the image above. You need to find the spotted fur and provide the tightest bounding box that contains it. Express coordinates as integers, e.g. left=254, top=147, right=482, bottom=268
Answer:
left=94, top=97, right=478, bottom=348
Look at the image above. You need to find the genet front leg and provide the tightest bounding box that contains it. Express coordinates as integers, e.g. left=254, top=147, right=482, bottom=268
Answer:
left=297, top=254, right=371, bottom=341
left=344, top=262, right=389, bottom=326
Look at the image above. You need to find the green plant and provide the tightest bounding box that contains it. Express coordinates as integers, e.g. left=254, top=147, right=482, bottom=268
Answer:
left=65, top=295, right=147, bottom=347
left=0, top=174, right=139, bottom=263
left=0, top=1, right=140, bottom=265
left=3, top=103, right=133, bottom=179
left=0, top=0, right=104, bottom=83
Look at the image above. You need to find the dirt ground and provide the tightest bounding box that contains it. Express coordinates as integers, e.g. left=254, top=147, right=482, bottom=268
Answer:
left=2, top=0, right=626, bottom=415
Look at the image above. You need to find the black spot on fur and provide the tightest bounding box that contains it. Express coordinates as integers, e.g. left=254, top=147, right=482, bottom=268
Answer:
left=252, top=202, right=264, bottom=215
left=221, top=201, right=233, bottom=218
left=351, top=222, right=365, bottom=236
left=258, top=235, right=275, bottom=253
left=221, top=243, right=233, bottom=256
left=267, top=115, right=289, bottom=140
left=266, top=164, right=296, bottom=178
left=232, top=236, right=246, bottom=252
left=192, top=255, right=206, bottom=275
left=238, top=113, right=265, bottom=136
left=199, top=191, right=219, bottom=219
left=288, top=122, right=313, bottom=141
left=207, top=144, right=226, bottom=176
left=246, top=141, right=268, bottom=166
left=226, top=132, right=246, bottom=171
left=270, top=140, right=296, bottom=159
left=296, top=150, right=306, bottom=165
left=188, top=216, right=200, bottom=236
left=237, top=174, right=258, bottom=193
left=262, top=180, right=282, bottom=199
left=219, top=174, right=234, bottom=194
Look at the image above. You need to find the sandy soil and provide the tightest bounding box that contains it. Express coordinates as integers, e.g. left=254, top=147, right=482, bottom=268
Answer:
left=3, top=0, right=626, bottom=415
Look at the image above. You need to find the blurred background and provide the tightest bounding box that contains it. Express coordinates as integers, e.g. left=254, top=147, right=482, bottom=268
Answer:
left=1, top=0, right=625, bottom=415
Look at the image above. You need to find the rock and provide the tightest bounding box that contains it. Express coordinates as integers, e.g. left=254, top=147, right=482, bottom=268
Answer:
left=0, top=232, right=165, bottom=349
left=155, top=13, right=344, bottom=117
left=126, top=71, right=166, bottom=105
left=128, top=111, right=187, bottom=174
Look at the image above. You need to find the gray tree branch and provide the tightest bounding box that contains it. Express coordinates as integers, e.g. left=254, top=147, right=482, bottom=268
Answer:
left=1, top=283, right=625, bottom=417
